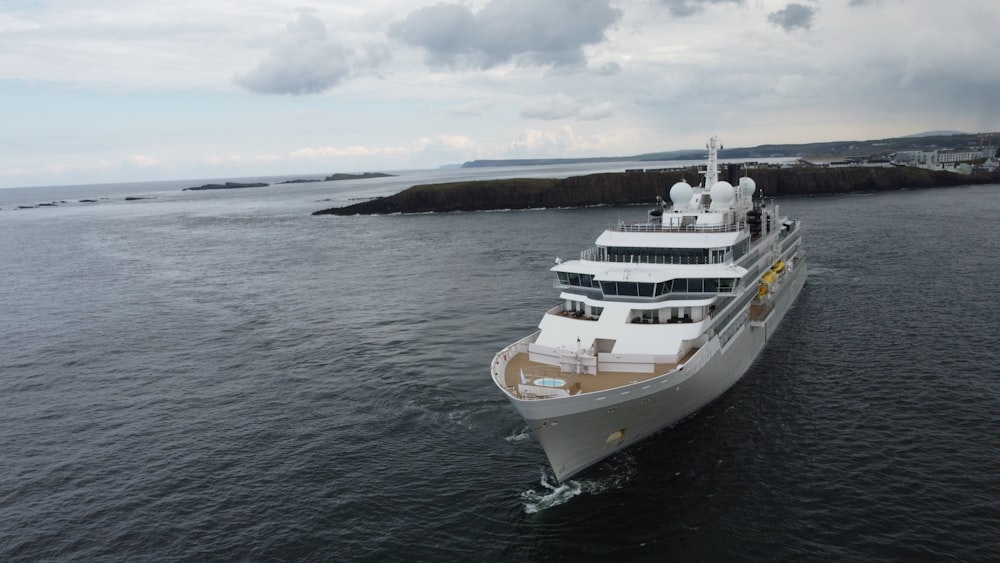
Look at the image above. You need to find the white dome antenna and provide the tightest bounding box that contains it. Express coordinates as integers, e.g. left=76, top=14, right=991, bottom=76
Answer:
left=669, top=181, right=693, bottom=210
left=710, top=181, right=735, bottom=210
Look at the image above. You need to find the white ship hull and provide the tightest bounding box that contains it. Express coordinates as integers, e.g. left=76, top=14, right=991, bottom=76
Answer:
left=503, top=260, right=805, bottom=482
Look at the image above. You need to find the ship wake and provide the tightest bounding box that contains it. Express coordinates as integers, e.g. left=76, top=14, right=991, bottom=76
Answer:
left=520, top=454, right=638, bottom=513
left=504, top=424, right=531, bottom=442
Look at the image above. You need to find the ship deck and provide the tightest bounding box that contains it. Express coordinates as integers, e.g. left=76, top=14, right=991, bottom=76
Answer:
left=502, top=348, right=698, bottom=399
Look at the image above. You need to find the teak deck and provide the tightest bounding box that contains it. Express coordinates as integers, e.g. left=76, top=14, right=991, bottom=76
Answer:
left=502, top=348, right=698, bottom=398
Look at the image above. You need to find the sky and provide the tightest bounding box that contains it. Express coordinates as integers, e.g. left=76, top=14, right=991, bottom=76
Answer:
left=1, top=0, right=998, bottom=188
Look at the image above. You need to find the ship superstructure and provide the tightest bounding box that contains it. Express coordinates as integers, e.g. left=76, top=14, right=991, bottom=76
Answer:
left=491, top=136, right=807, bottom=482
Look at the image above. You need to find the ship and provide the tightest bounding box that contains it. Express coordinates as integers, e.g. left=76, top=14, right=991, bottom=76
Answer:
left=490, top=136, right=807, bottom=482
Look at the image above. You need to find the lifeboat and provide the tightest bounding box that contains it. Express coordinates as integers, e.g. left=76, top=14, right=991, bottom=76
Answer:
left=772, top=259, right=786, bottom=275
left=757, top=282, right=769, bottom=298
left=762, top=270, right=777, bottom=285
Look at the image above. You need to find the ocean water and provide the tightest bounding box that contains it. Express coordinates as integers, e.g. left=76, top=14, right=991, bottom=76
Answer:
left=1, top=169, right=999, bottom=561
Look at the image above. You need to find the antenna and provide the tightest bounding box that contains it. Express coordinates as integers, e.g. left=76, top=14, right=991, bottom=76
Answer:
left=700, top=135, right=721, bottom=187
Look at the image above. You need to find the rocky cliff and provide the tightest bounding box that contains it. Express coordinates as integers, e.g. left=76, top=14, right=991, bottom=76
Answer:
left=313, top=166, right=1000, bottom=216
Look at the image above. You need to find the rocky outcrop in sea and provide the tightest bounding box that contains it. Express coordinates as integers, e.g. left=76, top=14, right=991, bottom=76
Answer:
left=313, top=166, right=1000, bottom=216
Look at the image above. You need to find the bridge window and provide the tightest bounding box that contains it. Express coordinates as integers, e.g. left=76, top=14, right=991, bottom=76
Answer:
left=557, top=272, right=597, bottom=287
left=673, top=278, right=740, bottom=293
left=601, top=281, right=654, bottom=296
left=606, top=246, right=710, bottom=264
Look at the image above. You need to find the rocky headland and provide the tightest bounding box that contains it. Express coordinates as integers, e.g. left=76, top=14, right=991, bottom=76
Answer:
left=278, top=173, right=396, bottom=184
left=313, top=166, right=1000, bottom=216
left=324, top=172, right=396, bottom=181
left=183, top=181, right=269, bottom=191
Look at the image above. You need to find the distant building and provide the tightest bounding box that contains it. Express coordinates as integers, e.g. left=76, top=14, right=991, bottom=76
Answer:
left=893, top=146, right=996, bottom=168
left=940, top=146, right=995, bottom=163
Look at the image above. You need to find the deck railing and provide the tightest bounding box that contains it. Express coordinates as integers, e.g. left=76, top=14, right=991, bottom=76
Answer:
left=613, top=221, right=746, bottom=234
left=578, top=247, right=715, bottom=264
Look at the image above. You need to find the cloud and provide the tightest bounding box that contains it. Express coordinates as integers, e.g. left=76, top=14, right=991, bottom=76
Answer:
left=413, top=134, right=481, bottom=162
left=125, top=154, right=164, bottom=168
left=234, top=11, right=386, bottom=95
left=447, top=99, right=496, bottom=117
left=390, top=0, right=622, bottom=69
left=203, top=153, right=282, bottom=165
left=659, top=0, right=745, bottom=18
left=285, top=135, right=482, bottom=168
left=591, top=61, right=621, bottom=76
left=506, top=128, right=575, bottom=156
left=520, top=95, right=579, bottom=120
left=579, top=102, right=615, bottom=121
left=289, top=144, right=407, bottom=159
left=520, top=95, right=615, bottom=121
left=768, top=3, right=816, bottom=31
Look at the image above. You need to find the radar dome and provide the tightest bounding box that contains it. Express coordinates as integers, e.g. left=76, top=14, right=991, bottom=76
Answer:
left=710, top=181, right=735, bottom=210
left=669, top=181, right=693, bottom=209
left=739, top=176, right=756, bottom=198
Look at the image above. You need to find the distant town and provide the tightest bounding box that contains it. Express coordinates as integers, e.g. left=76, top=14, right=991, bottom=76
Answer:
left=799, top=133, right=998, bottom=175
left=461, top=131, right=1000, bottom=175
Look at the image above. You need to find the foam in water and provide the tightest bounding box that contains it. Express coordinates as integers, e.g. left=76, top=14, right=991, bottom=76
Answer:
left=520, top=454, right=638, bottom=513
left=504, top=425, right=531, bottom=442
left=521, top=471, right=583, bottom=514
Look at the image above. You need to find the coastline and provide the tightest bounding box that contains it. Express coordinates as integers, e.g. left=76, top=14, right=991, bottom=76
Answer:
left=313, top=166, right=1000, bottom=216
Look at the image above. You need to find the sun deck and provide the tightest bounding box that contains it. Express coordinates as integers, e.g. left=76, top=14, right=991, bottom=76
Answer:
left=501, top=348, right=698, bottom=399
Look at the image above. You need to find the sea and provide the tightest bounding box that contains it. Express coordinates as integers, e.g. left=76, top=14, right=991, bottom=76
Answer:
left=1, top=163, right=998, bottom=561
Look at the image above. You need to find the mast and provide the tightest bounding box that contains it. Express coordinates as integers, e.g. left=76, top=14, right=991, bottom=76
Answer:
left=701, top=135, right=721, bottom=187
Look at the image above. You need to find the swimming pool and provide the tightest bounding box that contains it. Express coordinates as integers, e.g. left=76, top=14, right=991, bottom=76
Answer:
left=534, top=377, right=566, bottom=388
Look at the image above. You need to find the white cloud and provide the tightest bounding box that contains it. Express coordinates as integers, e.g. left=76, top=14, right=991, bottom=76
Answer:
left=389, top=0, right=622, bottom=69
left=447, top=99, right=496, bottom=116
left=520, top=95, right=615, bottom=121
left=125, top=154, right=164, bottom=168
left=234, top=10, right=386, bottom=95
left=590, top=61, right=621, bottom=76
left=200, top=151, right=311, bottom=168
left=289, top=145, right=400, bottom=159
left=504, top=128, right=578, bottom=157
left=520, top=95, right=580, bottom=120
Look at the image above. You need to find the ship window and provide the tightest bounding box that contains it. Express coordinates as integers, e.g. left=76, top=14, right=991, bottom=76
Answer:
left=656, top=281, right=672, bottom=296
left=605, top=246, right=710, bottom=265
left=618, top=282, right=638, bottom=296
left=601, top=281, right=657, bottom=297
left=558, top=272, right=598, bottom=288
left=668, top=278, right=741, bottom=293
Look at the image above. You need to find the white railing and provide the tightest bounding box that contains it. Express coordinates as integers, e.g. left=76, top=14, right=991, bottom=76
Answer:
left=614, top=221, right=746, bottom=234
left=578, top=247, right=714, bottom=264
